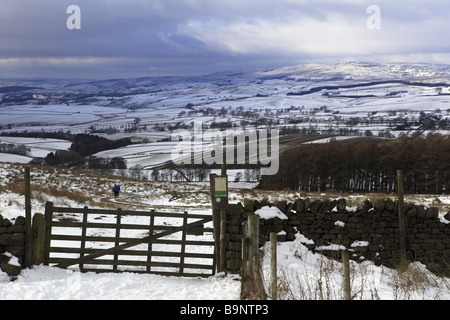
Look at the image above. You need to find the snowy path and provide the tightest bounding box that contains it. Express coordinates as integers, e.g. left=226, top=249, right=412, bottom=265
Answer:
left=0, top=266, right=241, bottom=300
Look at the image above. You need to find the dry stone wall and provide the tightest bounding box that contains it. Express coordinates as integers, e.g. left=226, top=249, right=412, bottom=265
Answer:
left=225, top=198, right=450, bottom=276
left=0, top=214, right=26, bottom=277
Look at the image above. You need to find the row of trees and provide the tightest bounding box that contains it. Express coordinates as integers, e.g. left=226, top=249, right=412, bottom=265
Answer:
left=259, top=133, right=450, bottom=194
left=0, top=143, right=29, bottom=156
left=1, top=131, right=132, bottom=159
left=70, top=134, right=132, bottom=157
left=40, top=133, right=132, bottom=168
left=45, top=152, right=127, bottom=172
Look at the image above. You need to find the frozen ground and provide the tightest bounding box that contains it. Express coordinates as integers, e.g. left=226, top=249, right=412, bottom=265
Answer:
left=2, top=234, right=449, bottom=300
left=0, top=266, right=241, bottom=300
left=260, top=233, right=450, bottom=300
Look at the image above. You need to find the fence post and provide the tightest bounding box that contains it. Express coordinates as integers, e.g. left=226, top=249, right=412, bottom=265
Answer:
left=241, top=220, right=248, bottom=279
left=219, top=208, right=227, bottom=272
left=342, top=249, right=351, bottom=300
left=241, top=214, right=267, bottom=300
left=241, top=217, right=251, bottom=298
left=219, top=163, right=228, bottom=273
left=247, top=214, right=258, bottom=276
left=210, top=174, right=220, bottom=272
left=43, top=202, right=54, bottom=266
left=79, top=206, right=88, bottom=271
left=210, top=166, right=229, bottom=274
left=31, top=213, right=46, bottom=266
left=24, top=166, right=32, bottom=268
left=113, top=208, right=122, bottom=271
left=397, top=170, right=406, bottom=257
left=147, top=209, right=155, bottom=273
left=179, top=211, right=188, bottom=275
left=270, top=232, right=277, bottom=300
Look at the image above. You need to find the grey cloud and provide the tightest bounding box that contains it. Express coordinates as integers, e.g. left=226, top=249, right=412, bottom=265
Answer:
left=0, top=0, right=449, bottom=78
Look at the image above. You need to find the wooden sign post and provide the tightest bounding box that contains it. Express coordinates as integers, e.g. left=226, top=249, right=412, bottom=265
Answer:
left=24, top=166, right=32, bottom=268
left=210, top=164, right=228, bottom=273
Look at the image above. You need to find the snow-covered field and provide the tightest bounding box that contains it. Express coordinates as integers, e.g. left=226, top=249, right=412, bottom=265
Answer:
left=0, top=153, right=32, bottom=164
left=1, top=62, right=449, bottom=141
left=1, top=62, right=449, bottom=174
left=0, top=162, right=449, bottom=300
left=1, top=62, right=450, bottom=301
left=0, top=136, right=72, bottom=158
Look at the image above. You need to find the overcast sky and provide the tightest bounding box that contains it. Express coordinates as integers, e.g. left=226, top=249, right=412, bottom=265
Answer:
left=1, top=0, right=449, bottom=79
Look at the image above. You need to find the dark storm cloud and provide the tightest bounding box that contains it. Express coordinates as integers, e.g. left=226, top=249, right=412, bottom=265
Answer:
left=0, top=0, right=449, bottom=79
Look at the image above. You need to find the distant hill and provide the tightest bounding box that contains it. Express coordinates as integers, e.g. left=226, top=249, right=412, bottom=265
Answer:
left=0, top=86, right=43, bottom=93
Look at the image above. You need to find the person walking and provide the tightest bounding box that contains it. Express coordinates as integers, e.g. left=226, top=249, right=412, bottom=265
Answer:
left=113, top=184, right=120, bottom=198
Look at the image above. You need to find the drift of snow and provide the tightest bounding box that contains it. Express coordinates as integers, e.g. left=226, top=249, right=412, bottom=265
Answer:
left=2, top=252, right=21, bottom=267
left=254, top=206, right=288, bottom=220
left=351, top=241, right=370, bottom=248
left=260, top=233, right=450, bottom=300
left=335, top=220, right=345, bottom=227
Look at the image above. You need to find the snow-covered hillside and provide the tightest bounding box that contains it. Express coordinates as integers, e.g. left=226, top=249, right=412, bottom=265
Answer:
left=1, top=62, right=449, bottom=175
left=1, top=62, right=449, bottom=140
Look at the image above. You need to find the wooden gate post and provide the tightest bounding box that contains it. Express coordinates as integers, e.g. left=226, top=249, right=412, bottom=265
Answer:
left=43, top=202, right=54, bottom=266
left=241, top=214, right=267, bottom=300
left=210, top=164, right=228, bottom=273
left=209, top=173, right=221, bottom=272
left=79, top=206, right=89, bottom=271
left=113, top=208, right=122, bottom=271
left=247, top=214, right=258, bottom=276
left=342, top=249, right=351, bottom=300
left=219, top=208, right=226, bottom=272
left=24, top=166, right=32, bottom=268
left=241, top=220, right=248, bottom=277
left=147, top=210, right=155, bottom=273
left=31, top=213, right=46, bottom=266
left=179, top=211, right=189, bottom=275
left=219, top=163, right=228, bottom=273
left=270, top=232, right=277, bottom=300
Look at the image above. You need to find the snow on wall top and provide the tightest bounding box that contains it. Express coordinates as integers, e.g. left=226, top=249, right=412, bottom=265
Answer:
left=254, top=206, right=288, bottom=220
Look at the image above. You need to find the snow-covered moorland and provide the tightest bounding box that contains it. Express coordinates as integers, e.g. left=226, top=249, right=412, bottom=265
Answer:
left=1, top=62, right=450, bottom=301
left=1, top=62, right=450, bottom=145
left=0, top=162, right=449, bottom=300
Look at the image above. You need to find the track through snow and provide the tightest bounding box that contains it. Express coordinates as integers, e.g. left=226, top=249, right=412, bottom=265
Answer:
left=0, top=266, right=241, bottom=300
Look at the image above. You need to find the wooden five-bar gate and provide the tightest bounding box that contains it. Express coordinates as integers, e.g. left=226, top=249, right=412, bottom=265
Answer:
left=43, top=202, right=216, bottom=278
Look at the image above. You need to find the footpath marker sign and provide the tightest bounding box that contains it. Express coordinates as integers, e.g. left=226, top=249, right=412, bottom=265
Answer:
left=213, top=176, right=228, bottom=208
